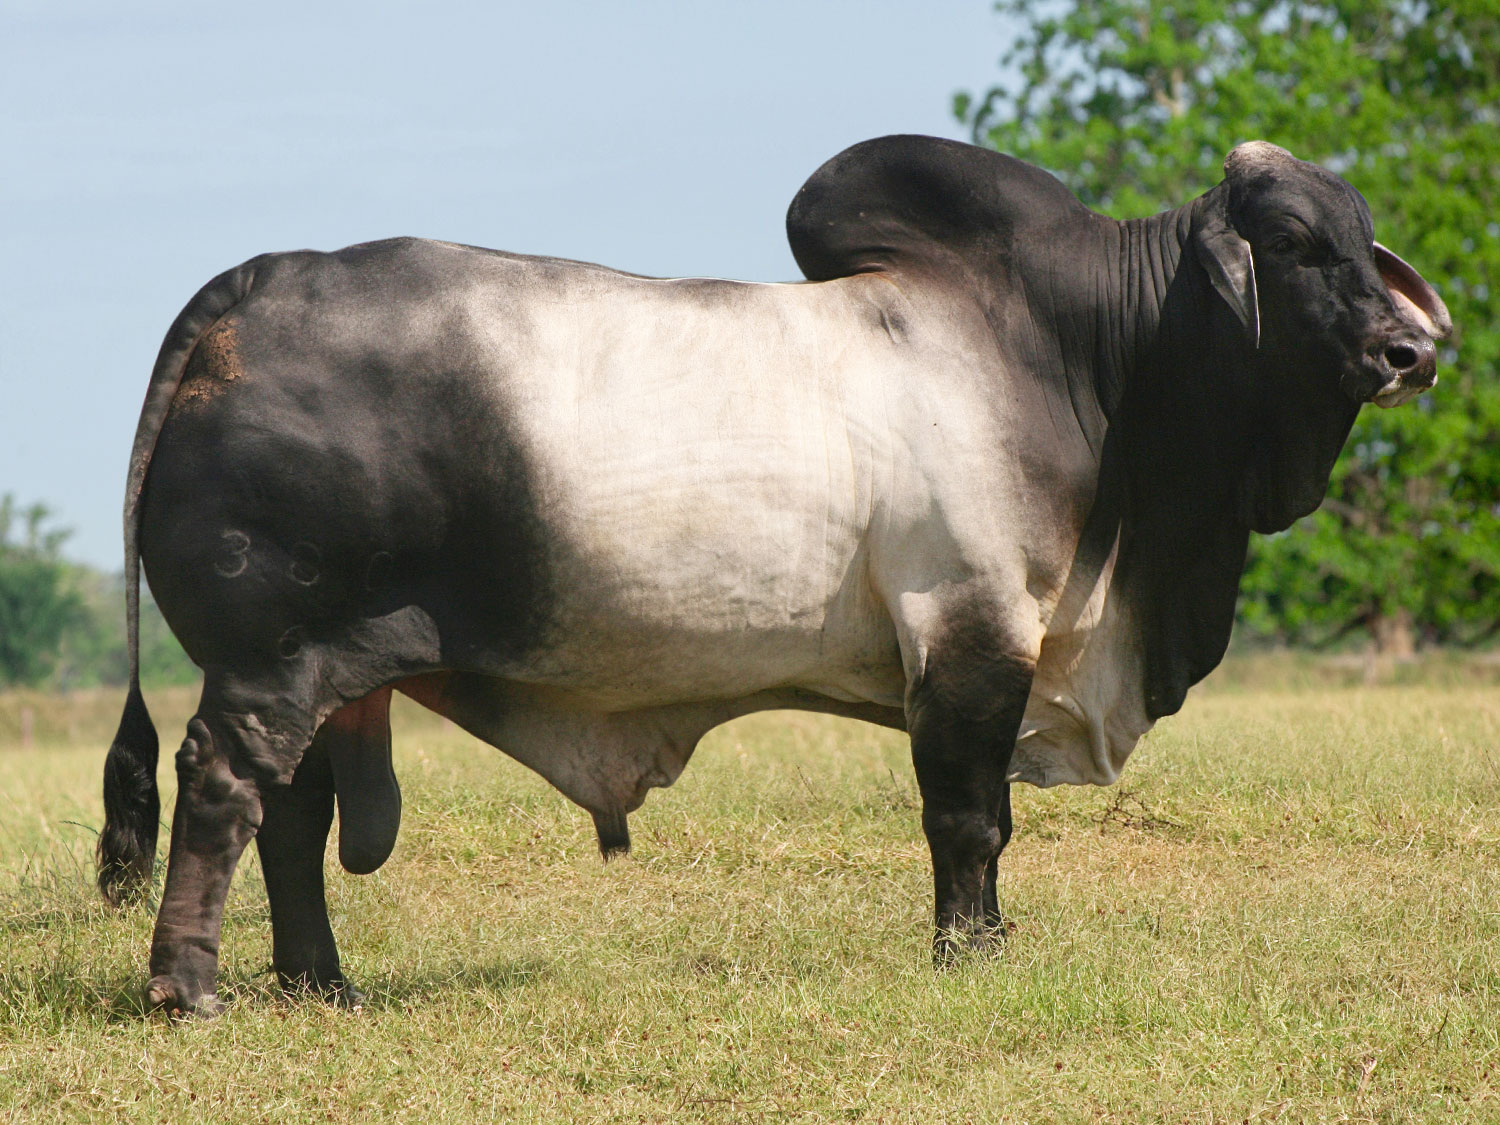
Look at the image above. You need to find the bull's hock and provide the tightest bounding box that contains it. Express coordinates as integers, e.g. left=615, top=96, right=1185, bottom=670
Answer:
left=95, top=134, right=1449, bottom=1014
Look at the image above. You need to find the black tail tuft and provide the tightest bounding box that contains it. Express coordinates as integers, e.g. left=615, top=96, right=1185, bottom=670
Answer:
left=97, top=683, right=160, bottom=906
left=590, top=808, right=631, bottom=861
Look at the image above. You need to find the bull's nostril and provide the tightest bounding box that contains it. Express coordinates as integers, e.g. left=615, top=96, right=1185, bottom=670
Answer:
left=1385, top=344, right=1419, bottom=372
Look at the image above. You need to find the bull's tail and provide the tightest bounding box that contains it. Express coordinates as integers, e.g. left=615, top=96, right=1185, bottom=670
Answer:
left=97, top=255, right=265, bottom=905
left=98, top=682, right=159, bottom=904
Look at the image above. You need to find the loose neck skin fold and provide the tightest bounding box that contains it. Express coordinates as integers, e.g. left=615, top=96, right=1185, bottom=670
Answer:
left=1088, top=203, right=1197, bottom=423
left=1057, top=192, right=1356, bottom=718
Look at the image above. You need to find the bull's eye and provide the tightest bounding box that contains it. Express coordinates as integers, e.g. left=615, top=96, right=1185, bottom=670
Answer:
left=1267, top=234, right=1298, bottom=254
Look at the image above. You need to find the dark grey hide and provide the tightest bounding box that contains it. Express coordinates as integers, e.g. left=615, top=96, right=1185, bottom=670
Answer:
left=98, top=135, right=1450, bottom=1015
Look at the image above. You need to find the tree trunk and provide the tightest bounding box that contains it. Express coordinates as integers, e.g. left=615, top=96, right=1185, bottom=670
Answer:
left=1365, top=607, right=1416, bottom=682
left=1371, top=607, right=1416, bottom=659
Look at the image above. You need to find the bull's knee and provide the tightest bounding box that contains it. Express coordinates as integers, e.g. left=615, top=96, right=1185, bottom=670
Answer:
left=921, top=808, right=1004, bottom=869
left=172, top=718, right=263, bottom=849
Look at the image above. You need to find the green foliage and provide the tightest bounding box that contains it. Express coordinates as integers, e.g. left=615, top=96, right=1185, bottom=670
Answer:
left=51, top=566, right=199, bottom=690
left=0, top=496, right=84, bottom=686
left=0, top=494, right=196, bottom=690
left=958, top=0, right=1500, bottom=649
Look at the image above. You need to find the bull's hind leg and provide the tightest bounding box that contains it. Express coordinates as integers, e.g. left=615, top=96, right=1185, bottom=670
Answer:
left=145, top=715, right=270, bottom=1017
left=256, top=685, right=396, bottom=1006
left=145, top=678, right=322, bottom=1017
left=255, top=732, right=357, bottom=1006
left=148, top=680, right=401, bottom=1014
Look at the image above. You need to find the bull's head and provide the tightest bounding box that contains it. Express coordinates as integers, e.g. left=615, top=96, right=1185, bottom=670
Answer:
left=1194, top=140, right=1451, bottom=409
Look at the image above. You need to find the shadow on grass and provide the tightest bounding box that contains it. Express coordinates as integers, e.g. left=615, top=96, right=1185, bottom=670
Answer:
left=354, top=957, right=553, bottom=1009
left=1, top=956, right=555, bottom=1024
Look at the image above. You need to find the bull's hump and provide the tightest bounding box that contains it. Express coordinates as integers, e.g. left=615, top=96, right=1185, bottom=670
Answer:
left=786, top=135, right=1093, bottom=283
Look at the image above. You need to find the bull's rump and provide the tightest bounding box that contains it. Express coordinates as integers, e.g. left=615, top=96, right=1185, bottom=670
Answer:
left=142, top=239, right=907, bottom=710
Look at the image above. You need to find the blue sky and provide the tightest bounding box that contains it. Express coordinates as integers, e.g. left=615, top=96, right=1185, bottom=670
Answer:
left=1, top=0, right=1015, bottom=568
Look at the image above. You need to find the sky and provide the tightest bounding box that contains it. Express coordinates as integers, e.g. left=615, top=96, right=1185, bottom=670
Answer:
left=1, top=0, right=1017, bottom=569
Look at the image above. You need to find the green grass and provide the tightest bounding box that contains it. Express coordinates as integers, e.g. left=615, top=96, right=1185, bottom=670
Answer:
left=1, top=674, right=1498, bottom=1122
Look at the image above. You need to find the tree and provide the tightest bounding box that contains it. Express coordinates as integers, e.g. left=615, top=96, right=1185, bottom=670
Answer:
left=957, top=0, right=1500, bottom=652
left=0, top=495, right=84, bottom=686
left=0, top=494, right=198, bottom=690
left=50, top=565, right=199, bottom=690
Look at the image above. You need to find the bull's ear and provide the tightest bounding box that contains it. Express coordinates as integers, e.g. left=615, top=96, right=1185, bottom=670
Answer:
left=1375, top=242, right=1452, bottom=340
left=1193, top=215, right=1260, bottom=348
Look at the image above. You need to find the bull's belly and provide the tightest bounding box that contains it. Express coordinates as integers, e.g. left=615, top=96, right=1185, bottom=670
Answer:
left=447, top=460, right=911, bottom=709
left=504, top=563, right=908, bottom=713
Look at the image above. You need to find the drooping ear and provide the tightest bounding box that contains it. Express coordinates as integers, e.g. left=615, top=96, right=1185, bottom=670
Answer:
left=1193, top=205, right=1260, bottom=348
left=1374, top=242, right=1452, bottom=340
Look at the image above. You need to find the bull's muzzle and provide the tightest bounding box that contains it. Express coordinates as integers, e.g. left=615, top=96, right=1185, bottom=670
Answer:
left=1369, top=332, right=1437, bottom=408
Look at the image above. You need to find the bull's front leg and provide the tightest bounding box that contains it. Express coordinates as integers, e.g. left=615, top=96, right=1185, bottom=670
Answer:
left=981, top=781, right=1013, bottom=932
left=906, top=635, right=1033, bottom=963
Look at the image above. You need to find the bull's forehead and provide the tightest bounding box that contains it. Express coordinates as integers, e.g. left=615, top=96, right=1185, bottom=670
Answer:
left=1226, top=143, right=1375, bottom=246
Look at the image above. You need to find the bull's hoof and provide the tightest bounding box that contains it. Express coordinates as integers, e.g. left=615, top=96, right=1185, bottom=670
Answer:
left=329, top=979, right=365, bottom=1010
left=277, top=972, right=365, bottom=1010
left=932, top=922, right=1006, bottom=967
left=145, top=976, right=225, bottom=1019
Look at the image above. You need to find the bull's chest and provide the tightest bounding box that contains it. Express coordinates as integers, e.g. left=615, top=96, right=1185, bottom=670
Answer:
left=1014, top=529, right=1155, bottom=787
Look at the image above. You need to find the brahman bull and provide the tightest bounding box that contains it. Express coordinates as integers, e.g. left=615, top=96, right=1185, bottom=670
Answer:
left=98, top=136, right=1450, bottom=1015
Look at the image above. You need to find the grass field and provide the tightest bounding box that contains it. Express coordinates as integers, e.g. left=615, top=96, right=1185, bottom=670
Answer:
left=0, top=667, right=1497, bottom=1122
